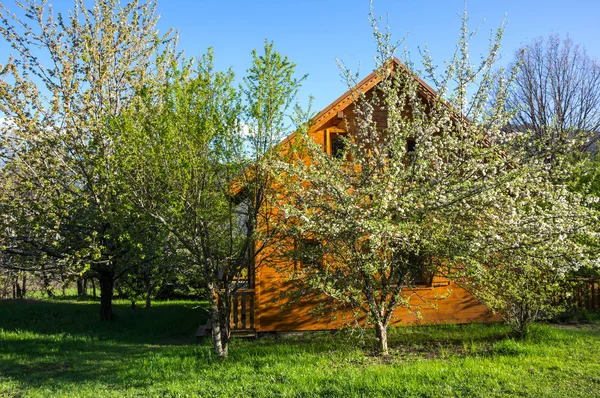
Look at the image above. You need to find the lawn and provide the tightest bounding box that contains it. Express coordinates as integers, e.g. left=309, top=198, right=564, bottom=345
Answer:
left=0, top=298, right=598, bottom=397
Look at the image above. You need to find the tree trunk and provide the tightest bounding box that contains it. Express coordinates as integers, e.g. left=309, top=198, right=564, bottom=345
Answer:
left=375, top=322, right=389, bottom=356
left=513, top=302, right=532, bottom=339
left=218, top=288, right=231, bottom=352
left=15, top=279, right=22, bottom=298
left=21, top=275, right=26, bottom=298
left=77, top=276, right=85, bottom=296
left=40, top=265, right=54, bottom=298
left=209, top=283, right=228, bottom=357
left=145, top=275, right=152, bottom=309
left=92, top=278, right=97, bottom=298
left=99, top=271, right=115, bottom=321
left=43, top=276, right=54, bottom=298
left=145, top=290, right=152, bottom=309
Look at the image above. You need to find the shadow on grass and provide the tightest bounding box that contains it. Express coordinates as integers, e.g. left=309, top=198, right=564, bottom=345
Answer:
left=0, top=298, right=216, bottom=391
left=0, top=333, right=213, bottom=390
left=0, top=298, right=208, bottom=345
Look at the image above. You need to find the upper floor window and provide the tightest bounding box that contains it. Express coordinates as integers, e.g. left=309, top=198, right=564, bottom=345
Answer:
left=331, top=135, right=346, bottom=158
left=325, top=128, right=347, bottom=158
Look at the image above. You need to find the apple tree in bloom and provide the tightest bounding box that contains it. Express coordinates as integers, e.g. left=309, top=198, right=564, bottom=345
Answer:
left=271, top=11, right=597, bottom=354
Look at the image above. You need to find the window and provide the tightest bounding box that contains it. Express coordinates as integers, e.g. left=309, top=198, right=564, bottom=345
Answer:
left=409, top=265, right=426, bottom=284
left=398, top=251, right=433, bottom=286
left=331, top=135, right=346, bottom=158
left=295, top=238, right=323, bottom=268
left=406, top=138, right=417, bottom=165
left=410, top=257, right=434, bottom=286
left=387, top=138, right=416, bottom=163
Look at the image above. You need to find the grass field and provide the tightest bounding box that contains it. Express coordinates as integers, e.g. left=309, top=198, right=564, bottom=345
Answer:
left=0, top=297, right=599, bottom=397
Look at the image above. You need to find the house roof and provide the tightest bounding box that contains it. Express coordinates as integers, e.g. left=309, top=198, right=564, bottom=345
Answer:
left=231, top=58, right=443, bottom=198
left=310, top=58, right=438, bottom=132
left=278, top=57, right=439, bottom=149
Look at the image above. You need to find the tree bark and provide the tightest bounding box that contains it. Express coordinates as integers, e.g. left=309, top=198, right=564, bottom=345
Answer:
left=15, top=280, right=22, bottom=298
left=145, top=290, right=152, bottom=309
left=21, top=275, right=26, bottom=298
left=145, top=274, right=152, bottom=309
left=209, top=283, right=228, bottom=357
left=375, top=322, right=389, bottom=356
left=219, top=288, right=231, bottom=352
left=99, top=271, right=115, bottom=321
left=41, top=265, right=54, bottom=298
left=43, top=275, right=54, bottom=298
left=77, top=276, right=85, bottom=296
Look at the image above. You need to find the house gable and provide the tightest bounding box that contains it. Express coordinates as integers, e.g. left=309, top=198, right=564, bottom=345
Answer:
left=278, top=58, right=440, bottom=157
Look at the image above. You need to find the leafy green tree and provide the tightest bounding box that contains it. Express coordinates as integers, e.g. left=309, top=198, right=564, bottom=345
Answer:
left=240, top=40, right=306, bottom=274
left=0, top=0, right=176, bottom=319
left=116, top=52, right=243, bottom=356
left=116, top=41, right=303, bottom=357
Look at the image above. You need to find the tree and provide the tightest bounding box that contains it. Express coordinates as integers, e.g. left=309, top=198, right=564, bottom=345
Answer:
left=452, top=172, right=595, bottom=337
left=272, top=11, right=595, bottom=354
left=116, top=41, right=303, bottom=357
left=498, top=35, right=600, bottom=326
left=116, top=52, right=243, bottom=356
left=0, top=0, right=176, bottom=320
left=240, top=40, right=306, bottom=271
left=507, top=35, right=600, bottom=157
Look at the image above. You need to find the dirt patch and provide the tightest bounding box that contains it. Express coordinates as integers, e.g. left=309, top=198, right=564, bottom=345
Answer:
left=552, top=322, right=596, bottom=330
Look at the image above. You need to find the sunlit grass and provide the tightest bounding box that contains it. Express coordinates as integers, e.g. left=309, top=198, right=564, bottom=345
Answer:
left=0, top=298, right=598, bottom=397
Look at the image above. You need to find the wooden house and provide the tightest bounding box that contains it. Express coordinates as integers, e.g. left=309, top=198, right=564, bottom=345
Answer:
left=222, top=58, right=497, bottom=337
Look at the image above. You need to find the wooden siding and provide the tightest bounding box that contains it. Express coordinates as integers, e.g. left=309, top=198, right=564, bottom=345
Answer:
left=247, top=59, right=498, bottom=334
left=254, top=260, right=498, bottom=333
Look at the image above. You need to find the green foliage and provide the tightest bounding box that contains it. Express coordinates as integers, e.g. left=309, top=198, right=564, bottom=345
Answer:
left=0, top=0, right=178, bottom=319
left=116, top=49, right=243, bottom=355
left=243, top=39, right=306, bottom=158
left=117, top=50, right=243, bottom=268
left=116, top=40, right=305, bottom=357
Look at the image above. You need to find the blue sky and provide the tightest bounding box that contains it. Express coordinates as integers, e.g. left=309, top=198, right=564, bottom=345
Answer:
left=1, top=0, right=600, bottom=114
left=159, top=0, right=600, bottom=112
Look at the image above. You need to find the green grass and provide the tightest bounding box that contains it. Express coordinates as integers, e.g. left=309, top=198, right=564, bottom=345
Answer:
left=0, top=298, right=599, bottom=397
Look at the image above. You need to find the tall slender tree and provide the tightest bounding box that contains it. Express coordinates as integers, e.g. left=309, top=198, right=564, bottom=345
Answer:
left=116, top=41, right=304, bottom=357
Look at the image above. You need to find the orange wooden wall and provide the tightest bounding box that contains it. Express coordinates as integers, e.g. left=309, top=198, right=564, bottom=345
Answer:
left=254, top=258, right=498, bottom=333
left=251, top=71, right=498, bottom=333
